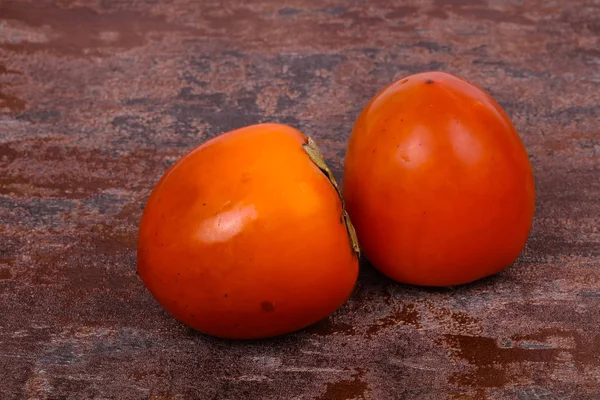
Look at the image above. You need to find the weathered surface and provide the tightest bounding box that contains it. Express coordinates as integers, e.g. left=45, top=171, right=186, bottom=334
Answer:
left=0, top=0, right=599, bottom=398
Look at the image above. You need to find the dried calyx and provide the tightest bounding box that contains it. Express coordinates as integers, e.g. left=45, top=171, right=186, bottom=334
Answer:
left=303, top=137, right=360, bottom=258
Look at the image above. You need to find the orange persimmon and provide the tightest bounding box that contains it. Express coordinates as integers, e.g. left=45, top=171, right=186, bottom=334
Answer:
left=343, top=72, right=535, bottom=286
left=138, top=123, right=359, bottom=339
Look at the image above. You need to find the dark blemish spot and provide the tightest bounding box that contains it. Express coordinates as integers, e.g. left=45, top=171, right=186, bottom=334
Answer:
left=202, top=203, right=206, bottom=206
left=372, top=149, right=376, bottom=153
left=224, top=293, right=228, bottom=298
left=423, top=211, right=427, bottom=214
left=234, top=323, right=239, bottom=327
left=425, top=79, right=434, bottom=84
left=191, top=314, right=195, bottom=318
left=401, top=78, right=409, bottom=84
left=396, top=144, right=400, bottom=148
left=177, top=272, right=180, bottom=276
left=184, top=305, right=188, bottom=309
left=261, top=301, right=275, bottom=313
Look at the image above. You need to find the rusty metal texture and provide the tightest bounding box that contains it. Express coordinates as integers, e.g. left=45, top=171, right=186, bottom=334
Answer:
left=1, top=0, right=599, bottom=399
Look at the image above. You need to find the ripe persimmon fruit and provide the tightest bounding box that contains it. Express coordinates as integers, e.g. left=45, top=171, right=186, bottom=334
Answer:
left=138, top=123, right=359, bottom=339
left=343, top=71, right=535, bottom=286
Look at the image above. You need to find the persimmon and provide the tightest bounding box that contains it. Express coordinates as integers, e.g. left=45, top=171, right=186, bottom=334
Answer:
left=343, top=71, right=535, bottom=286
left=138, top=123, right=359, bottom=339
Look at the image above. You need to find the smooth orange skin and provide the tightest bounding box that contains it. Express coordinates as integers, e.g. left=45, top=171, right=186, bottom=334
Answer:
left=343, top=72, right=535, bottom=286
left=138, top=123, right=358, bottom=339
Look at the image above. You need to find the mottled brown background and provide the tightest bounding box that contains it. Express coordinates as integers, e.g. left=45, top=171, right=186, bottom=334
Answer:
left=0, top=0, right=599, bottom=399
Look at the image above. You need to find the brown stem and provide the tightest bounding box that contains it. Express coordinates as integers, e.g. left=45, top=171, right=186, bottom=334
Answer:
left=303, top=137, right=360, bottom=258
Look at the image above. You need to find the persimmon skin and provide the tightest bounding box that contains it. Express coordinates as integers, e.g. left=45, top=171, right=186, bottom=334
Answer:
left=138, top=123, right=358, bottom=339
left=343, top=72, right=535, bottom=286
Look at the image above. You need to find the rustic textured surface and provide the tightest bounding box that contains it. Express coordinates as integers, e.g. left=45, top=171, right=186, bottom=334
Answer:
left=1, top=0, right=599, bottom=399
